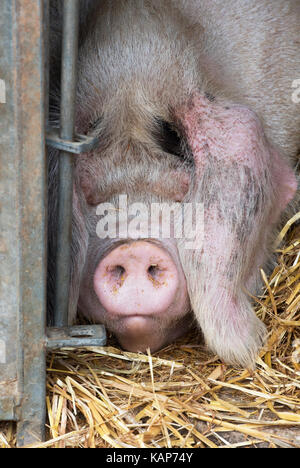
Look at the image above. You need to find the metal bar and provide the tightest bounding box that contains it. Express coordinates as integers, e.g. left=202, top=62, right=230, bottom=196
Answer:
left=54, top=0, right=80, bottom=327
left=0, top=0, right=20, bottom=424
left=46, top=325, right=107, bottom=350
left=0, top=0, right=47, bottom=444
left=15, top=0, right=47, bottom=446
left=44, top=0, right=50, bottom=127
left=46, top=128, right=99, bottom=154
left=10, top=0, right=47, bottom=446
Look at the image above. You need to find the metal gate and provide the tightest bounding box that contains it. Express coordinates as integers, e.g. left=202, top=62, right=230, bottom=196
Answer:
left=0, top=0, right=106, bottom=446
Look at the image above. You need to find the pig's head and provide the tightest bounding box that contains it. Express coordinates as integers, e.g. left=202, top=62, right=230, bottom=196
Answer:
left=71, top=91, right=296, bottom=366
left=63, top=2, right=297, bottom=366
left=74, top=133, right=196, bottom=353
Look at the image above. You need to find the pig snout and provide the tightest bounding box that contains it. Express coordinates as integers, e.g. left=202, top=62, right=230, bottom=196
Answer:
left=94, top=242, right=180, bottom=315
left=92, top=241, right=191, bottom=352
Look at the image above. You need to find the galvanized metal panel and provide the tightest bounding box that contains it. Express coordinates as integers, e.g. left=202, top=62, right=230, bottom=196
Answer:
left=0, top=0, right=47, bottom=445
left=0, top=0, right=22, bottom=423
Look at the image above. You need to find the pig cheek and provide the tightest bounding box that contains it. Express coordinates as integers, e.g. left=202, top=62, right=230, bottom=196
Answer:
left=77, top=282, right=107, bottom=324
left=168, top=171, right=191, bottom=202
left=76, top=157, right=104, bottom=206
left=78, top=173, right=100, bottom=206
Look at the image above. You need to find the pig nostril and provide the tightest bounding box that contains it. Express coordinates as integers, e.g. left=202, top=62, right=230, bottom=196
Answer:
left=114, top=265, right=125, bottom=276
left=147, top=264, right=162, bottom=281
left=108, top=265, right=126, bottom=282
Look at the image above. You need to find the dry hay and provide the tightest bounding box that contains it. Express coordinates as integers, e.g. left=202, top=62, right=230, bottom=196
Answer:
left=1, top=216, right=300, bottom=448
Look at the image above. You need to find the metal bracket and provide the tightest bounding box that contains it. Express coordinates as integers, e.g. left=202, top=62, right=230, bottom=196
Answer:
left=46, top=127, right=99, bottom=154
left=46, top=325, right=107, bottom=350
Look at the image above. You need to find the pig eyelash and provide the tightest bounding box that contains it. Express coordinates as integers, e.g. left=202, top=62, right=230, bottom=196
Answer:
left=88, top=116, right=102, bottom=132
left=153, top=119, right=193, bottom=165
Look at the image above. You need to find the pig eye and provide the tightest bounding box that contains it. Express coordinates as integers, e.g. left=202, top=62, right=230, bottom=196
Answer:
left=154, top=119, right=193, bottom=165
left=154, top=120, right=182, bottom=157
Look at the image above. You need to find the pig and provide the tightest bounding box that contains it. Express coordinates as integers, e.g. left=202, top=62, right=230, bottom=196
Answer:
left=48, top=0, right=300, bottom=367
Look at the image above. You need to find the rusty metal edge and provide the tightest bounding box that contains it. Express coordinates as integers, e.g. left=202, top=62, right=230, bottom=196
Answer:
left=0, top=0, right=20, bottom=424
left=12, top=0, right=48, bottom=447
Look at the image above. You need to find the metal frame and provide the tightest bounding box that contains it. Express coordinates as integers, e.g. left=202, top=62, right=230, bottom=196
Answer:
left=0, top=0, right=47, bottom=445
left=53, top=0, right=80, bottom=328
left=0, top=0, right=105, bottom=446
left=50, top=0, right=99, bottom=327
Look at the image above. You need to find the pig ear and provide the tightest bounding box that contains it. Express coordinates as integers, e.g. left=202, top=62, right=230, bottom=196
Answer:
left=178, top=94, right=297, bottom=215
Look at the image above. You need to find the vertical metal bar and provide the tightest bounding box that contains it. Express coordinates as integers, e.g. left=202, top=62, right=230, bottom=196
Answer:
left=54, top=0, right=80, bottom=327
left=13, top=0, right=47, bottom=446
left=0, top=0, right=46, bottom=443
left=0, top=0, right=21, bottom=423
left=44, top=0, right=50, bottom=127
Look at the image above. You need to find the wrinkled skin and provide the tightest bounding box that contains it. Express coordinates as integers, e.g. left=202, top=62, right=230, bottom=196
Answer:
left=48, top=0, right=300, bottom=367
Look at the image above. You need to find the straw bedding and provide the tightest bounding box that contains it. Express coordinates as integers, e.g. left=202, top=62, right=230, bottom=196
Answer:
left=1, top=216, right=300, bottom=448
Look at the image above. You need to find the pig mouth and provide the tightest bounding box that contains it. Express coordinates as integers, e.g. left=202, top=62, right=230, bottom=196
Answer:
left=104, top=312, right=194, bottom=353
left=107, top=314, right=159, bottom=335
